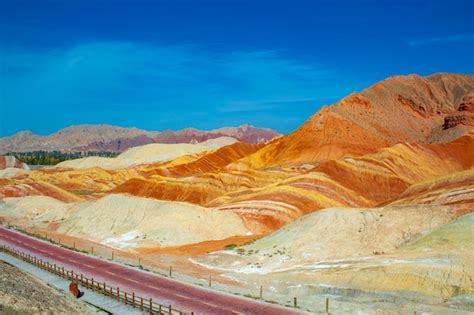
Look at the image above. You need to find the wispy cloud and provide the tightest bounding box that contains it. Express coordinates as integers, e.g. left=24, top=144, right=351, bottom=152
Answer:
left=407, top=34, right=474, bottom=47
left=1, top=42, right=337, bottom=108
left=0, top=41, right=354, bottom=134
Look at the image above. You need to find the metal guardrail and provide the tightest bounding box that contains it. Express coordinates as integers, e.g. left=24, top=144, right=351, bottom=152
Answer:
left=1, top=244, right=190, bottom=315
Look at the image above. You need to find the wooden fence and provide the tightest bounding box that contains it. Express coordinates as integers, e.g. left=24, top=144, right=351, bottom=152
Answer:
left=1, top=244, right=190, bottom=315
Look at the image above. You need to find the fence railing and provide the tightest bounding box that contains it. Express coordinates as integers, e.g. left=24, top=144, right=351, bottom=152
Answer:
left=1, top=244, right=190, bottom=315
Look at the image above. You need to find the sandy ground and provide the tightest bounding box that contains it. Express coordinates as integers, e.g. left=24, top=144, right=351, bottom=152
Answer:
left=0, top=260, right=97, bottom=314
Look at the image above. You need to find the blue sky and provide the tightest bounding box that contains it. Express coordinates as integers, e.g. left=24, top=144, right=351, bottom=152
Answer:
left=1, top=0, right=473, bottom=136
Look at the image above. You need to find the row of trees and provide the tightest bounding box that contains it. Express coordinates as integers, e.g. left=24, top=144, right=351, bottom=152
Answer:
left=8, top=151, right=119, bottom=166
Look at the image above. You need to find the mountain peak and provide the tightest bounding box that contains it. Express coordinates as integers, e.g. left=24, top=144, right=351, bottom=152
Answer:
left=237, top=72, right=474, bottom=168
left=14, top=130, right=34, bottom=136
left=0, top=124, right=280, bottom=154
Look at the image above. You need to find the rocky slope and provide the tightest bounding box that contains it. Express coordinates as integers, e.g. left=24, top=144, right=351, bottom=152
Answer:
left=0, top=156, right=29, bottom=179
left=389, top=168, right=474, bottom=208
left=206, top=132, right=474, bottom=230
left=193, top=212, right=474, bottom=313
left=2, top=131, right=473, bottom=234
left=0, top=156, right=29, bottom=170
left=193, top=197, right=474, bottom=312
left=0, top=166, right=135, bottom=201
left=56, top=137, right=238, bottom=169
left=0, top=124, right=280, bottom=154
left=0, top=261, right=96, bottom=314
left=0, top=194, right=252, bottom=249
left=194, top=204, right=463, bottom=274
left=236, top=73, right=474, bottom=168
left=147, top=142, right=264, bottom=177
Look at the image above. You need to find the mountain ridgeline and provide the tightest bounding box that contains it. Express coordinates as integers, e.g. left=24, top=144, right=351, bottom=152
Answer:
left=0, top=124, right=281, bottom=155
left=235, top=73, right=474, bottom=168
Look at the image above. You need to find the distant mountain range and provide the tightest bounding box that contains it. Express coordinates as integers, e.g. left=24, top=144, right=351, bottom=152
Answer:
left=0, top=124, right=281, bottom=154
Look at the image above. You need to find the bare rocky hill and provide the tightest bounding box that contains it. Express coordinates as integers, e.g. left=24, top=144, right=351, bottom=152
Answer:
left=0, top=124, right=280, bottom=154
left=238, top=73, right=474, bottom=168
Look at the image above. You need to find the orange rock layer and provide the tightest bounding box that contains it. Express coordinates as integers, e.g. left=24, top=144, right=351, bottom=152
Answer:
left=1, top=73, right=473, bottom=239
left=237, top=73, right=474, bottom=168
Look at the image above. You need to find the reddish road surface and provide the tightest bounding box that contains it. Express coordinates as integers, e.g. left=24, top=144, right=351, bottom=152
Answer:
left=0, top=227, right=304, bottom=315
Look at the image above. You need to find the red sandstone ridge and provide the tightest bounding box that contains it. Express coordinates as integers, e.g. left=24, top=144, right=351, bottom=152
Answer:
left=237, top=73, right=474, bottom=168
left=442, top=92, right=474, bottom=129
left=110, top=142, right=267, bottom=204
left=140, top=142, right=264, bottom=177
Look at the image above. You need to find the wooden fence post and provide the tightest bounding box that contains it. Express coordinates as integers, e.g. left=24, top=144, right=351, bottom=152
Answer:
left=260, top=285, right=263, bottom=299
left=0, top=245, right=200, bottom=313
left=294, top=297, right=297, bottom=308
left=112, top=251, right=114, bottom=260
left=326, top=298, right=329, bottom=313
left=209, top=275, right=211, bottom=287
